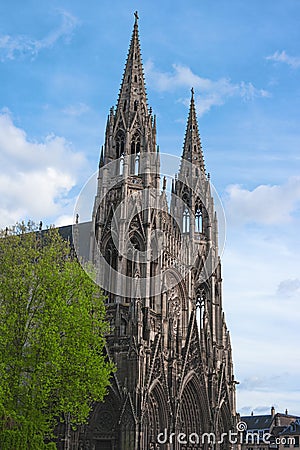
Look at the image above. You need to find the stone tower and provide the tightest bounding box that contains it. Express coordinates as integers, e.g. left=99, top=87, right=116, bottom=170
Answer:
left=77, top=13, right=237, bottom=450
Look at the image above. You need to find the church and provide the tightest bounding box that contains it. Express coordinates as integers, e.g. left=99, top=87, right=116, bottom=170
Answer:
left=68, top=12, right=237, bottom=450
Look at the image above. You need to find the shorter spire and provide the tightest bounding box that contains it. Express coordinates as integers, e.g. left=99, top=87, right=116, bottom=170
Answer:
left=180, top=89, right=206, bottom=175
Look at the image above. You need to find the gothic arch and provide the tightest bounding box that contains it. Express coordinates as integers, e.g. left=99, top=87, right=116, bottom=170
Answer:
left=102, top=236, right=118, bottom=268
left=195, top=282, right=211, bottom=329
left=162, top=269, right=187, bottom=308
left=183, top=207, right=190, bottom=233
left=124, top=230, right=146, bottom=297
left=85, top=389, right=120, bottom=444
left=129, top=230, right=145, bottom=252
left=219, top=400, right=233, bottom=431
left=162, top=269, right=188, bottom=315
left=130, top=132, right=141, bottom=174
left=177, top=372, right=210, bottom=435
left=195, top=195, right=210, bottom=234
left=115, top=130, right=125, bottom=157
left=215, top=401, right=234, bottom=449
left=181, top=189, right=191, bottom=208
left=142, top=380, right=170, bottom=449
left=102, top=237, right=118, bottom=301
left=195, top=203, right=203, bottom=233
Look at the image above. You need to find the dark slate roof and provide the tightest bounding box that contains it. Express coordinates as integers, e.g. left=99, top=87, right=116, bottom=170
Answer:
left=273, top=414, right=300, bottom=428
left=241, top=415, right=273, bottom=430
left=241, top=414, right=300, bottom=432
left=279, top=420, right=300, bottom=436
left=58, top=221, right=92, bottom=262
left=272, top=425, right=286, bottom=437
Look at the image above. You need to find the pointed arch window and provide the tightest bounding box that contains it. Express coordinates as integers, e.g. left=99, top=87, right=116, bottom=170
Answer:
left=134, top=154, right=140, bottom=174
left=183, top=208, right=190, bottom=233
left=134, top=75, right=138, bottom=83
left=119, top=154, right=124, bottom=175
left=120, top=318, right=127, bottom=336
left=134, top=100, right=138, bottom=111
left=116, top=132, right=125, bottom=157
left=116, top=132, right=125, bottom=175
left=196, top=290, right=205, bottom=329
left=104, top=239, right=117, bottom=303
left=130, top=133, right=141, bottom=175
left=150, top=261, right=157, bottom=311
left=195, top=204, right=203, bottom=233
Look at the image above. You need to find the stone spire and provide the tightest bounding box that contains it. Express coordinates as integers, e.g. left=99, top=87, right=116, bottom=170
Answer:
left=115, top=11, right=148, bottom=125
left=180, top=88, right=206, bottom=176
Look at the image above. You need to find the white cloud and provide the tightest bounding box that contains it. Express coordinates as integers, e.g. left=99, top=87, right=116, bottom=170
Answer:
left=55, top=214, right=75, bottom=227
left=0, top=10, right=78, bottom=61
left=224, top=177, right=300, bottom=225
left=277, top=278, right=300, bottom=298
left=145, top=61, right=269, bottom=115
left=266, top=50, right=300, bottom=69
left=237, top=388, right=300, bottom=417
left=0, top=110, right=86, bottom=228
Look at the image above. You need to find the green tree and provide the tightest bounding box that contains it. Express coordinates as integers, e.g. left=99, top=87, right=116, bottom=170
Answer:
left=0, top=222, right=114, bottom=449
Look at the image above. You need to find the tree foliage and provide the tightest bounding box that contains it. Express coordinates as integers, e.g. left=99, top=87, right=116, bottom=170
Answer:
left=0, top=222, right=114, bottom=449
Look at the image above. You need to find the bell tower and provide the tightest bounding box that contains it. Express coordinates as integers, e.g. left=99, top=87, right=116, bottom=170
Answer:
left=75, top=13, right=237, bottom=450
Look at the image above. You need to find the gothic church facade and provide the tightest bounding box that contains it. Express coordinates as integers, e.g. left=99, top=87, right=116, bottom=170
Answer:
left=74, top=14, right=237, bottom=450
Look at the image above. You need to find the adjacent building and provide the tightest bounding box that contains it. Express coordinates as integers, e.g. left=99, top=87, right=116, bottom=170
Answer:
left=241, top=408, right=300, bottom=450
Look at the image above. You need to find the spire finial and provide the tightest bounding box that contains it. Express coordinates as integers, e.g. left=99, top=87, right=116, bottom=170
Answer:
left=191, top=87, right=194, bottom=98
left=134, top=11, right=139, bottom=23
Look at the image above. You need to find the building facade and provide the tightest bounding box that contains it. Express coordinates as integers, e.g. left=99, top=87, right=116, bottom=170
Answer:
left=72, top=13, right=237, bottom=450
left=277, top=419, right=300, bottom=450
left=241, top=408, right=300, bottom=450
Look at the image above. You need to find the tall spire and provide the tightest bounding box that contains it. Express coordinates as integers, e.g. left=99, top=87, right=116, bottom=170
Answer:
left=181, top=88, right=206, bottom=175
left=115, top=11, right=148, bottom=121
left=99, top=12, right=158, bottom=187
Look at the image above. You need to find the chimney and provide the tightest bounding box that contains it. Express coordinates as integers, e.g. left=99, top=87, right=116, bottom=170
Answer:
left=271, top=406, right=275, bottom=417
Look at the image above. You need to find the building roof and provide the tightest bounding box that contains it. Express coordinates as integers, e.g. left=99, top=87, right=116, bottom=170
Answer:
left=242, top=415, right=273, bottom=430
left=241, top=413, right=300, bottom=432
left=58, top=221, right=92, bottom=261
left=279, top=420, right=300, bottom=436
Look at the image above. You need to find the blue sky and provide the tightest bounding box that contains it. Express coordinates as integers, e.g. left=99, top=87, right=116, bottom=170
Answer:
left=0, top=0, right=299, bottom=416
